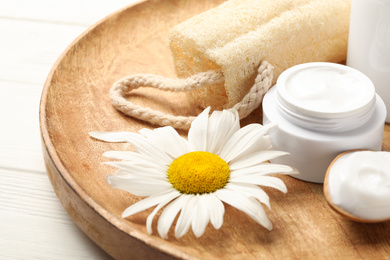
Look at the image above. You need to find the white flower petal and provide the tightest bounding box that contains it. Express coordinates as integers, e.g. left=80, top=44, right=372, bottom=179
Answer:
left=138, top=126, right=190, bottom=158
left=206, top=109, right=240, bottom=154
left=157, top=195, right=190, bottom=239
left=231, top=175, right=288, bottom=193
left=103, top=161, right=168, bottom=179
left=230, top=163, right=293, bottom=178
left=107, top=170, right=168, bottom=184
left=124, top=134, right=173, bottom=165
left=223, top=136, right=274, bottom=167
left=204, top=193, right=225, bottom=230
left=191, top=195, right=210, bottom=238
left=146, top=190, right=181, bottom=234
left=89, top=131, right=133, bottom=142
left=229, top=150, right=289, bottom=170
left=121, top=189, right=176, bottom=218
left=107, top=173, right=171, bottom=197
left=225, top=182, right=271, bottom=209
left=231, top=136, right=274, bottom=166
left=255, top=135, right=273, bottom=151
left=102, top=151, right=163, bottom=169
left=219, top=123, right=274, bottom=162
left=188, top=107, right=210, bottom=151
left=175, top=196, right=198, bottom=238
left=103, top=151, right=140, bottom=160
left=219, top=124, right=260, bottom=158
left=215, top=189, right=273, bottom=230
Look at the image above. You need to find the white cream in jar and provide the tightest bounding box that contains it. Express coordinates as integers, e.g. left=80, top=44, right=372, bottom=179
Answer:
left=327, top=151, right=390, bottom=221
left=262, top=62, right=386, bottom=183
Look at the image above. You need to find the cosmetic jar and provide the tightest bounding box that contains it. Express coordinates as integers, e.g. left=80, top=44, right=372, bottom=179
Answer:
left=262, top=62, right=386, bottom=183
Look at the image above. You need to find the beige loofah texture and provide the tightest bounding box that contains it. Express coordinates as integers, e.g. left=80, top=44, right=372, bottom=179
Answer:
left=169, top=0, right=351, bottom=110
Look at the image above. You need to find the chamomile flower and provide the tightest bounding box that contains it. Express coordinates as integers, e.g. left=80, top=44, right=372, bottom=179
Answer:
left=90, top=107, right=294, bottom=239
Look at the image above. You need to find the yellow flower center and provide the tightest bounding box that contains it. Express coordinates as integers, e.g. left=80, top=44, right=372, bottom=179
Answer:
left=167, top=151, right=230, bottom=195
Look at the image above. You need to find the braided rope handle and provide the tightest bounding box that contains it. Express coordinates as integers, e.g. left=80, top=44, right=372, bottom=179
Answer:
left=110, top=60, right=274, bottom=130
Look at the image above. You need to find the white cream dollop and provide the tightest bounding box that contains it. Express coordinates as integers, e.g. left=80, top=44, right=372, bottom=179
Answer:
left=327, top=151, right=390, bottom=221
left=285, top=66, right=373, bottom=114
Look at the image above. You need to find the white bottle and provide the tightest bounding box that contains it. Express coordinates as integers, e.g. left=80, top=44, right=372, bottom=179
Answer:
left=347, top=0, right=390, bottom=122
left=262, top=62, right=386, bottom=183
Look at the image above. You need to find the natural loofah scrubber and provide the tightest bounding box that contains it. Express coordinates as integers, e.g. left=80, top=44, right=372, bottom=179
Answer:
left=169, top=0, right=351, bottom=110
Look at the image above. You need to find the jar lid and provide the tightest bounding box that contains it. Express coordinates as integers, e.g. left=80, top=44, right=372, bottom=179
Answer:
left=275, top=62, right=376, bottom=132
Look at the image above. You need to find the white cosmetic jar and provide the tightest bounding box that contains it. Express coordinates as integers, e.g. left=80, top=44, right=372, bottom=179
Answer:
left=262, top=62, right=387, bottom=183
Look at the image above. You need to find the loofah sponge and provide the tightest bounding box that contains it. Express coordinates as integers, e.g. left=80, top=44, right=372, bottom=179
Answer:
left=169, top=0, right=351, bottom=110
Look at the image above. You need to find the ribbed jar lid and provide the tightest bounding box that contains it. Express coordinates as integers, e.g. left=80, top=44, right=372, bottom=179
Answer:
left=275, top=62, right=376, bottom=132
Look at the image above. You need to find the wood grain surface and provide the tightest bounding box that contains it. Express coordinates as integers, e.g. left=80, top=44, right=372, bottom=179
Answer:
left=40, top=0, right=390, bottom=259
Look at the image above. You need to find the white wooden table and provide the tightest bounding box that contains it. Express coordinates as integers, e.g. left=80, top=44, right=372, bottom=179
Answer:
left=0, top=1, right=143, bottom=259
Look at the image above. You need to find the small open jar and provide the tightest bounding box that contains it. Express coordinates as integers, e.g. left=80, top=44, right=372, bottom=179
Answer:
left=262, top=62, right=386, bottom=183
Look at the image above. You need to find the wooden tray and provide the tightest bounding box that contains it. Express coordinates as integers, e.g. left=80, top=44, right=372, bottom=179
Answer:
left=40, top=0, right=390, bottom=259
